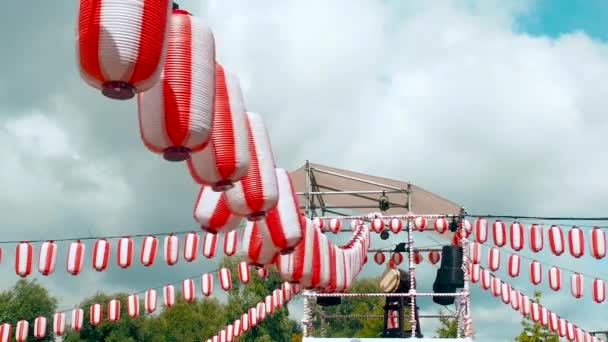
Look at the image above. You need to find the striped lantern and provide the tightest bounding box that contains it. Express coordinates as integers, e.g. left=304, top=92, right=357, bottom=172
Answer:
left=223, top=230, right=239, bottom=256
left=15, top=320, right=28, bottom=342
left=275, top=218, right=317, bottom=285
left=257, top=267, right=269, bottom=279
left=194, top=186, right=242, bottom=234
left=203, top=232, right=218, bottom=258
left=226, top=325, right=234, bottom=342
left=164, top=285, right=176, bottom=307
left=350, top=219, right=363, bottom=232
left=492, top=220, right=506, bottom=247
left=67, top=240, right=86, bottom=275
left=548, top=225, right=564, bottom=256
left=93, top=239, right=110, bottom=272
left=313, top=218, right=324, bottom=230
left=108, top=299, right=120, bottom=322
left=183, top=278, right=195, bottom=302
left=507, top=254, right=520, bottom=277
left=520, top=295, right=531, bottom=317
left=248, top=308, right=258, bottom=327
left=469, top=263, right=480, bottom=283
left=220, top=330, right=227, bottom=342
left=187, top=63, right=250, bottom=191
left=164, top=234, right=179, bottom=265
left=265, top=295, right=274, bottom=315
left=488, top=247, right=500, bottom=271
left=138, top=8, right=215, bottom=161
left=15, top=241, right=33, bottom=277
left=141, top=235, right=158, bottom=266
left=530, top=260, right=542, bottom=285
left=548, top=266, right=561, bottom=291
left=373, top=252, right=385, bottom=265
left=72, top=308, right=84, bottom=331
left=412, top=251, right=422, bottom=264
left=434, top=218, right=448, bottom=234
left=460, top=219, right=472, bottom=236
left=242, top=313, right=250, bottom=332
left=389, top=218, right=403, bottom=234
left=264, top=168, right=305, bottom=252
left=240, top=220, right=281, bottom=267
left=201, top=273, right=213, bottom=296
left=225, top=112, right=279, bottom=221
left=77, top=0, right=171, bottom=99
left=219, top=267, right=233, bottom=291
left=469, top=242, right=481, bottom=264
left=558, top=318, right=567, bottom=337
left=233, top=319, right=242, bottom=337
left=593, top=278, right=606, bottom=303
left=414, top=216, right=427, bottom=231
left=549, top=312, right=559, bottom=332
left=391, top=252, right=404, bottom=266
left=38, top=241, right=58, bottom=276
left=53, top=312, right=65, bottom=336
left=490, top=277, right=501, bottom=297
left=90, top=304, right=103, bottom=326
left=590, top=227, right=606, bottom=259
left=145, top=289, right=157, bottom=313
left=371, top=218, right=384, bottom=233
left=184, top=232, right=199, bottom=262
left=570, top=273, right=584, bottom=298
left=33, top=316, right=47, bottom=339
left=257, top=302, right=266, bottom=321
left=0, top=324, right=10, bottom=342
left=329, top=218, right=342, bottom=233
left=480, top=269, right=491, bottom=290
left=238, top=262, right=251, bottom=283
left=566, top=322, right=575, bottom=341
left=568, top=226, right=585, bottom=258
left=117, top=237, right=134, bottom=268
left=529, top=224, right=543, bottom=252
left=500, top=282, right=511, bottom=304
left=474, top=218, right=488, bottom=243
left=510, top=222, right=524, bottom=251
left=510, top=290, right=520, bottom=311
left=128, top=294, right=140, bottom=318
left=282, top=283, right=293, bottom=302
left=530, top=302, right=540, bottom=322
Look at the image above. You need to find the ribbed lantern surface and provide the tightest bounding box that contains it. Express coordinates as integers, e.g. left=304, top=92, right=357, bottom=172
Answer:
left=78, top=0, right=172, bottom=99
left=138, top=8, right=215, bottom=161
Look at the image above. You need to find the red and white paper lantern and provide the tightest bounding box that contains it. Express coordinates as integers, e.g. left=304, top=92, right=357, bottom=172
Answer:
left=233, top=319, right=242, bottom=337
left=474, top=218, right=488, bottom=243
left=257, top=302, right=267, bottom=321
left=548, top=225, right=564, bottom=256
left=202, top=273, right=213, bottom=296
left=548, top=266, right=562, bottom=291
left=225, top=112, right=279, bottom=221
left=374, top=252, right=385, bottom=265
left=38, top=241, right=57, bottom=276
left=164, top=285, right=176, bottom=307
left=223, top=230, right=239, bottom=256
left=93, top=239, right=110, bottom=272
left=540, top=306, right=548, bottom=326
left=145, top=289, right=157, bottom=313
left=371, top=218, right=384, bottom=233
left=508, top=254, right=520, bottom=277
left=566, top=322, right=575, bottom=341
left=138, top=8, right=215, bottom=162
left=488, top=247, right=500, bottom=271
left=219, top=267, right=232, bottom=291
left=510, top=222, right=524, bottom=251
left=194, top=187, right=242, bottom=234
left=529, top=224, right=543, bottom=252
left=469, top=263, right=480, bottom=283
left=312, top=218, right=324, bottom=230
left=238, top=262, right=251, bottom=283
left=460, top=219, right=472, bottom=236
left=187, top=64, right=250, bottom=190
left=184, top=232, right=199, bottom=262
left=248, top=308, right=258, bottom=327
left=469, top=242, right=481, bottom=264
left=530, top=302, right=540, bottom=322
left=520, top=295, right=531, bottom=317
left=412, top=251, right=422, bottom=265
left=141, top=235, right=158, bottom=266
left=242, top=313, right=250, bottom=332
left=593, top=278, right=606, bottom=303
left=71, top=308, right=84, bottom=331
left=530, top=260, right=542, bottom=285
left=118, top=237, right=134, bottom=268
left=389, top=218, right=403, bottom=234
left=414, top=217, right=427, bottom=232
left=203, top=232, right=218, bottom=258
left=492, top=220, right=506, bottom=247
left=264, top=169, right=305, bottom=251
left=481, top=269, right=491, bottom=290
left=77, top=0, right=172, bottom=100
left=183, top=278, right=195, bottom=302
left=67, top=240, right=85, bottom=275
left=570, top=273, right=584, bottom=298
left=434, top=218, right=448, bottom=234
left=264, top=295, right=274, bottom=315
left=329, top=218, right=342, bottom=233
left=53, top=313, right=65, bottom=336
left=90, top=304, right=103, bottom=326
left=33, top=316, right=47, bottom=339
left=0, top=324, right=10, bottom=342
left=558, top=318, right=567, bottom=337
left=490, top=277, right=502, bottom=296
left=590, top=227, right=606, bottom=259
left=568, top=226, right=585, bottom=258
left=108, top=299, right=120, bottom=322
left=428, top=251, right=441, bottom=264
left=257, top=267, right=269, bottom=279
left=241, top=220, right=281, bottom=266
left=500, top=282, right=511, bottom=304
left=510, top=289, right=520, bottom=311
left=391, top=252, right=404, bottom=266
left=226, top=325, right=234, bottom=342
left=164, top=234, right=179, bottom=265
left=128, top=294, right=140, bottom=318
left=15, top=241, right=33, bottom=277
left=549, top=312, right=559, bottom=333
left=15, top=320, right=28, bottom=342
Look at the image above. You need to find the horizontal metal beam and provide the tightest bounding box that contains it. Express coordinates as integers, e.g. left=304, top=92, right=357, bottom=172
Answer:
left=299, top=205, right=408, bottom=209
left=297, top=190, right=407, bottom=195
left=310, top=167, right=410, bottom=192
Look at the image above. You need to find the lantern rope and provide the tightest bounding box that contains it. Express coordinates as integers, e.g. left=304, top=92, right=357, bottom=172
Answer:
left=316, top=213, right=452, bottom=220
left=465, top=214, right=608, bottom=221
left=0, top=229, right=202, bottom=245
left=475, top=265, right=603, bottom=341
left=320, top=313, right=457, bottom=319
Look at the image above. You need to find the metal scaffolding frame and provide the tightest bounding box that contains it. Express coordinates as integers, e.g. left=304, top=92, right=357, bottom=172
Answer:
left=297, top=160, right=472, bottom=339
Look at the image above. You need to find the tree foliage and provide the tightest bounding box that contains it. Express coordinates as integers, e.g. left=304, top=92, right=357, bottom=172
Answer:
left=434, top=310, right=458, bottom=338
left=514, top=291, right=559, bottom=342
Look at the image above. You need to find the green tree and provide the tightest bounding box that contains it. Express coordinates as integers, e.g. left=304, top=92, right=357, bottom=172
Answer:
left=0, top=279, right=58, bottom=342
left=514, top=291, right=559, bottom=342
left=434, top=310, right=458, bottom=338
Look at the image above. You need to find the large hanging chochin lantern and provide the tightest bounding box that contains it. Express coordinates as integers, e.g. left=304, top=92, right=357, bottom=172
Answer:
left=77, top=0, right=172, bottom=99
left=226, top=112, right=279, bottom=220
left=188, top=64, right=250, bottom=190
left=138, top=7, right=216, bottom=161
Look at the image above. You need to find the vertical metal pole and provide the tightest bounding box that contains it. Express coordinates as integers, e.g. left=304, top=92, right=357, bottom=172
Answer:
left=458, top=207, right=471, bottom=337
left=302, top=161, right=313, bottom=337
left=407, top=183, right=417, bottom=337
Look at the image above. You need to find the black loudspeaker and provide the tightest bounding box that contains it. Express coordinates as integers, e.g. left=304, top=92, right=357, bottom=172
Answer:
left=317, top=297, right=341, bottom=306
left=438, top=245, right=464, bottom=288
left=432, top=269, right=456, bottom=305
